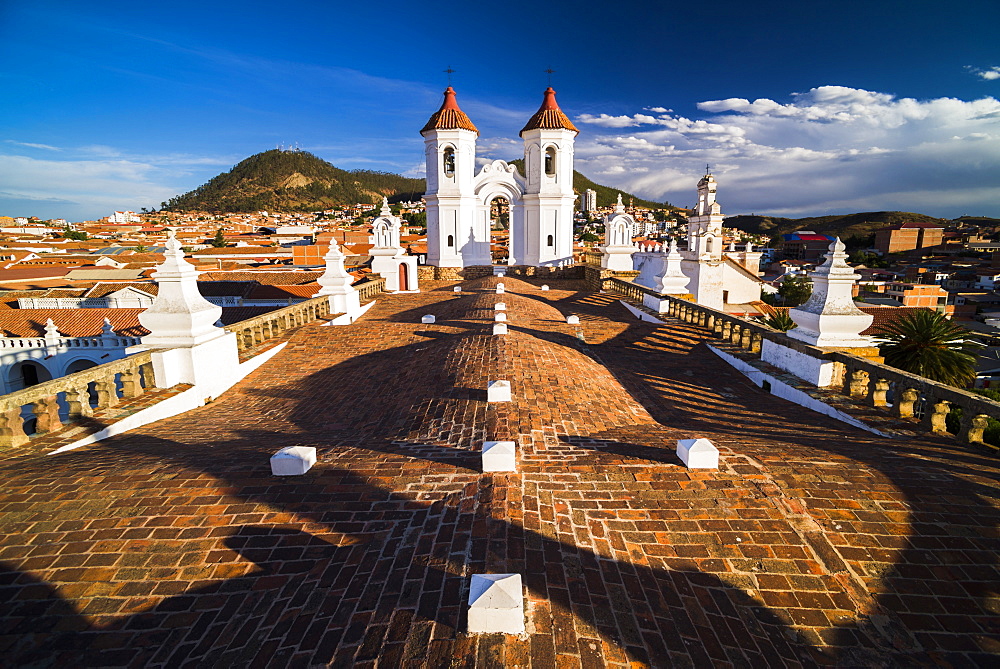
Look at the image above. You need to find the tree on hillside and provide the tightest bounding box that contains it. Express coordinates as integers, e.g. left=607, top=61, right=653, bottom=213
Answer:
left=211, top=228, right=227, bottom=248
left=778, top=275, right=812, bottom=307
left=875, top=310, right=982, bottom=387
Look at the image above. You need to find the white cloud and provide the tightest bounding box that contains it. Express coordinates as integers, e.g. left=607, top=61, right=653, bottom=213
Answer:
left=572, top=85, right=1000, bottom=216
left=969, top=66, right=1000, bottom=81
left=0, top=149, right=235, bottom=221
left=5, top=140, right=61, bottom=151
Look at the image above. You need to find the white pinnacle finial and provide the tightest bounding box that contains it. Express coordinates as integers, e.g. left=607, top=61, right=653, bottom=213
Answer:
left=101, top=317, right=115, bottom=337
left=788, top=236, right=873, bottom=348
left=615, top=193, right=625, bottom=213
left=379, top=197, right=391, bottom=217
left=44, top=318, right=60, bottom=338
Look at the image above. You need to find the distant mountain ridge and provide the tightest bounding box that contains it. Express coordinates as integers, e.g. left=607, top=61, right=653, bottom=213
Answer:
left=161, top=149, right=675, bottom=214
left=161, top=150, right=426, bottom=213
left=724, top=211, right=950, bottom=240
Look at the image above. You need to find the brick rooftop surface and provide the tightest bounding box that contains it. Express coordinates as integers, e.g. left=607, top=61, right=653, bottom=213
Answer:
left=1, top=277, right=998, bottom=667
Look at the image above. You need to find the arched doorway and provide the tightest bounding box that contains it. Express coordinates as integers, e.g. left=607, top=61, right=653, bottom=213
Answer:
left=8, top=361, right=52, bottom=392
left=489, top=195, right=510, bottom=265
left=398, top=263, right=409, bottom=291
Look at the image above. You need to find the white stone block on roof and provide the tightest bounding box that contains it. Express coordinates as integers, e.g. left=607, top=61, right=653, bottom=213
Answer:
left=494, top=312, right=507, bottom=322
left=496, top=283, right=505, bottom=294
left=468, top=573, right=524, bottom=634
left=493, top=323, right=508, bottom=335
left=482, top=440, right=516, bottom=472
left=494, top=303, right=506, bottom=311
left=566, top=315, right=580, bottom=325
left=541, top=285, right=549, bottom=291
left=270, top=446, right=317, bottom=476
left=421, top=314, right=436, bottom=324
left=676, top=438, right=719, bottom=469
left=487, top=380, right=511, bottom=403
left=453, top=286, right=462, bottom=292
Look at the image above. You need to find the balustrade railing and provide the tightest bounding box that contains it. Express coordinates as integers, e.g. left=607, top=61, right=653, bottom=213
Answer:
left=0, top=351, right=154, bottom=448
left=603, top=277, right=1000, bottom=451
left=224, top=295, right=332, bottom=354
left=356, top=277, right=386, bottom=301
left=583, top=249, right=603, bottom=267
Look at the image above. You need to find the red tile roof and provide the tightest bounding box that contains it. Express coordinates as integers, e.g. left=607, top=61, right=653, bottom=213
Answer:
left=420, top=87, right=479, bottom=135
left=520, top=87, right=579, bottom=135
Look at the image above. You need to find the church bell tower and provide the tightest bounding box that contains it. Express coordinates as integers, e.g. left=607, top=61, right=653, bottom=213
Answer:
left=518, top=87, right=578, bottom=266
left=421, top=87, right=488, bottom=267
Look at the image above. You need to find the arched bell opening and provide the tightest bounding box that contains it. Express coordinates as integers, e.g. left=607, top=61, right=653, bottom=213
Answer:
left=487, top=195, right=511, bottom=265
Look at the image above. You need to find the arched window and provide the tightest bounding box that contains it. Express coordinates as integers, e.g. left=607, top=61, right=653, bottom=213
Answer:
left=443, top=147, right=455, bottom=177
left=544, top=147, right=556, bottom=176
left=447, top=234, right=454, bottom=247
left=547, top=234, right=554, bottom=247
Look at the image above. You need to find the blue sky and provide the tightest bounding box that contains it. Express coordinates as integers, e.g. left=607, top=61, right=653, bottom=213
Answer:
left=2, top=0, right=998, bottom=221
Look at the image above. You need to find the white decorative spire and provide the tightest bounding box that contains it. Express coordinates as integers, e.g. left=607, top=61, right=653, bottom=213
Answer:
left=315, top=239, right=362, bottom=316
left=746, top=241, right=754, bottom=253
left=101, top=317, right=115, bottom=337
left=614, top=193, right=625, bottom=214
left=379, top=196, right=391, bottom=217
left=653, top=239, right=690, bottom=295
left=138, top=230, right=225, bottom=347
left=728, top=240, right=736, bottom=252
left=44, top=318, right=60, bottom=339
left=788, top=238, right=874, bottom=348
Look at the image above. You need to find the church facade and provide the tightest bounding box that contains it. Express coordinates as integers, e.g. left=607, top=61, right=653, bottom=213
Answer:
left=421, top=87, right=578, bottom=268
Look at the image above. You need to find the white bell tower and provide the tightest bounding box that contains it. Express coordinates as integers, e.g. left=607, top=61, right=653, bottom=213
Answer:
left=518, top=87, right=578, bottom=266
left=421, top=87, right=488, bottom=267
left=686, top=171, right=724, bottom=261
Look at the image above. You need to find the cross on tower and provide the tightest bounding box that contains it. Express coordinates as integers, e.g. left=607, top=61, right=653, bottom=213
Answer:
left=706, top=164, right=712, bottom=174
left=444, top=66, right=455, bottom=85
left=544, top=68, right=556, bottom=86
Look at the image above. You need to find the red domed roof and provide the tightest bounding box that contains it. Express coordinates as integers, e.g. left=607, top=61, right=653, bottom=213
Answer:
left=420, top=87, right=479, bottom=135
left=520, top=87, right=579, bottom=135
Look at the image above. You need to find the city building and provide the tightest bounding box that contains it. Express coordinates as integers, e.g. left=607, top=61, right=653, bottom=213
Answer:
left=874, top=220, right=944, bottom=254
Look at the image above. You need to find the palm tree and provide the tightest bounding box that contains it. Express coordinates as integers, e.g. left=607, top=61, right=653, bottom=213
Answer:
left=763, top=310, right=796, bottom=332
left=875, top=309, right=982, bottom=387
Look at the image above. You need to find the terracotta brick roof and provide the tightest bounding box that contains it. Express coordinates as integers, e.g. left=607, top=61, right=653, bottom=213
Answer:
left=0, top=308, right=148, bottom=337
left=198, top=271, right=324, bottom=285
left=82, top=282, right=158, bottom=298
left=858, top=305, right=934, bottom=335
left=520, top=87, right=579, bottom=135
left=249, top=284, right=319, bottom=300
left=420, top=86, right=479, bottom=135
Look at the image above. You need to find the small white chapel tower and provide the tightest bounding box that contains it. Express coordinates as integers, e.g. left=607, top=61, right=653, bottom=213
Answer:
left=421, top=87, right=488, bottom=267
left=600, top=194, right=637, bottom=271
left=370, top=197, right=418, bottom=291
left=518, top=87, right=578, bottom=266
left=687, top=171, right=724, bottom=260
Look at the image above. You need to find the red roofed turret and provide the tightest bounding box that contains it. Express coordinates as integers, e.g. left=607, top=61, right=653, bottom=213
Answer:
left=420, top=87, right=479, bottom=135
left=520, top=87, right=578, bottom=136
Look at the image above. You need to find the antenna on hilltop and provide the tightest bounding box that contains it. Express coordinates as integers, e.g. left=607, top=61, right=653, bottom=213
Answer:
left=444, top=66, right=455, bottom=86
left=544, top=67, right=556, bottom=86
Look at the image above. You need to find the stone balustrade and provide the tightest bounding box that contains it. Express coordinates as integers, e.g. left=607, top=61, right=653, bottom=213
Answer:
left=224, top=295, right=334, bottom=354
left=0, top=335, right=143, bottom=349
left=0, top=350, right=155, bottom=448
left=583, top=249, right=603, bottom=267
left=356, top=277, right=386, bottom=301
left=604, top=277, right=1000, bottom=451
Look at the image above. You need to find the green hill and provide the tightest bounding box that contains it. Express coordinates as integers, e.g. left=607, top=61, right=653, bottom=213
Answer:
left=724, top=211, right=948, bottom=240
left=161, top=149, right=426, bottom=213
